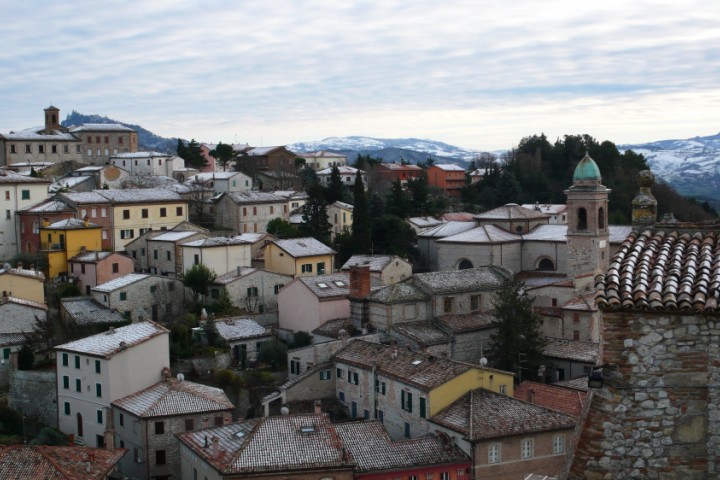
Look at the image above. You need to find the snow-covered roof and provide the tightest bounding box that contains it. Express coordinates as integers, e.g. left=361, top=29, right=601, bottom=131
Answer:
left=368, top=282, right=429, bottom=304
left=2, top=126, right=77, bottom=141
left=316, top=166, right=362, bottom=176
left=409, top=216, right=445, bottom=229
left=111, top=151, right=171, bottom=158
left=0, top=268, right=45, bottom=281
left=181, top=236, right=251, bottom=248
left=521, top=224, right=569, bottom=242
left=340, top=255, right=401, bottom=272
left=149, top=231, right=200, bottom=242
left=413, top=265, right=513, bottom=294
left=431, top=163, right=465, bottom=171
left=0, top=170, right=51, bottom=184
left=69, top=123, right=134, bottom=132
left=520, top=203, right=568, bottom=215
left=113, top=379, right=232, bottom=418
left=55, top=321, right=168, bottom=357
left=60, top=189, right=184, bottom=204
left=379, top=163, right=423, bottom=171
left=69, top=251, right=113, bottom=263
left=59, top=191, right=108, bottom=204
left=50, top=175, right=94, bottom=192
left=298, top=273, right=350, bottom=298
left=19, top=200, right=70, bottom=215
left=60, top=297, right=126, bottom=325
left=188, top=172, right=243, bottom=182
left=418, top=221, right=476, bottom=239
left=214, top=318, right=270, bottom=342
left=224, top=191, right=286, bottom=204
left=438, top=225, right=521, bottom=244
left=92, top=273, right=149, bottom=292
left=271, top=237, right=335, bottom=257
left=246, top=146, right=284, bottom=156
left=474, top=203, right=550, bottom=221
left=0, top=296, right=48, bottom=311
left=74, top=166, right=105, bottom=172
left=330, top=201, right=353, bottom=211
left=44, top=218, right=99, bottom=229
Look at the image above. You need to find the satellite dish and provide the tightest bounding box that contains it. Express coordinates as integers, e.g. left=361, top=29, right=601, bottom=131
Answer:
left=280, top=405, right=290, bottom=415
left=479, top=357, right=488, bottom=366
left=177, top=373, right=185, bottom=382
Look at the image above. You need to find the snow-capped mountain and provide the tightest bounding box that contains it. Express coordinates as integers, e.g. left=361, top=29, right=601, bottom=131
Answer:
left=619, top=132, right=720, bottom=206
left=288, top=136, right=482, bottom=163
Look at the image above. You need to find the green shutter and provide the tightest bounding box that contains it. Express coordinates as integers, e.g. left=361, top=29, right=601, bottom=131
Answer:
left=401, top=390, right=405, bottom=409
left=407, top=392, right=413, bottom=413
left=420, top=397, right=426, bottom=418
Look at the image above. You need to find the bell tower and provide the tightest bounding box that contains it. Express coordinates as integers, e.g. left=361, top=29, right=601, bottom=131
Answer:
left=565, top=153, right=611, bottom=279
left=43, top=105, right=60, bottom=132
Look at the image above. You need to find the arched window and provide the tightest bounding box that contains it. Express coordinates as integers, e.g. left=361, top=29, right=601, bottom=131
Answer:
left=458, top=259, right=474, bottom=270
left=538, top=258, right=555, bottom=270
left=598, top=207, right=605, bottom=229
left=516, top=225, right=523, bottom=233
left=577, top=208, right=587, bottom=231
left=51, top=114, right=57, bottom=123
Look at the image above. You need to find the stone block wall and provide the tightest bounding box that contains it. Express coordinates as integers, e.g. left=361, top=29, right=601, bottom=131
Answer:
left=9, top=369, right=58, bottom=428
left=566, top=311, right=720, bottom=479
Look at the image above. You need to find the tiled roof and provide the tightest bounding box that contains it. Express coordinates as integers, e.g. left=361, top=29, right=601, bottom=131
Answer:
left=596, top=229, right=720, bottom=312
left=409, top=216, right=445, bottom=229
left=0, top=170, right=50, bottom=184
left=177, top=414, right=351, bottom=474
left=224, top=191, right=286, bottom=204
left=298, top=273, right=350, bottom=299
left=0, top=268, right=45, bottom=281
left=149, top=231, right=201, bottom=242
left=214, top=317, right=270, bottom=342
left=418, top=221, right=475, bottom=239
left=312, top=318, right=354, bottom=338
left=520, top=203, right=568, bottom=215
left=272, top=237, right=335, bottom=257
left=19, top=199, right=73, bottom=213
left=50, top=175, right=93, bottom=191
left=60, top=297, right=126, bottom=326
left=2, top=126, right=77, bottom=142
left=335, top=421, right=469, bottom=473
left=213, top=267, right=258, bottom=284
left=554, top=377, right=590, bottom=392
left=542, top=337, right=598, bottom=363
left=181, top=236, right=251, bottom=248
left=432, top=163, right=465, bottom=171
left=92, top=273, right=149, bottom=292
left=438, top=225, right=521, bottom=244
left=317, top=166, right=362, bottom=176
left=513, top=381, right=588, bottom=417
left=335, top=340, right=485, bottom=391
left=412, top=266, right=512, bottom=294
left=188, top=172, right=243, bottom=181
left=0, top=332, right=27, bottom=347
left=430, top=388, right=576, bottom=441
left=378, top=163, right=423, bottom=171
left=562, top=291, right=598, bottom=312
left=45, top=218, right=99, bottom=229
left=111, top=151, right=170, bottom=158
left=247, top=146, right=285, bottom=156
left=340, top=254, right=399, bottom=272
left=367, top=282, right=429, bottom=304
left=521, top=224, right=569, bottom=242
left=436, top=312, right=496, bottom=332
left=0, top=445, right=127, bottom=480
left=69, top=251, right=112, bottom=263
left=0, top=296, right=48, bottom=311
left=70, top=123, right=134, bottom=132
left=391, top=321, right=450, bottom=346
left=61, top=189, right=183, bottom=204
left=474, top=203, right=550, bottom=221
left=113, top=379, right=232, bottom=418
left=441, top=212, right=476, bottom=222
left=59, top=191, right=109, bottom=204
left=55, top=321, right=168, bottom=358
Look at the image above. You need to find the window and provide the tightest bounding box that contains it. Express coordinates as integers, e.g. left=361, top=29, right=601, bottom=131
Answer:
left=214, top=416, right=224, bottom=426
left=122, top=209, right=130, bottom=219
left=119, top=292, right=127, bottom=301
left=4, top=191, right=9, bottom=200
left=119, top=413, right=124, bottom=427
left=96, top=136, right=101, bottom=144
left=253, top=207, right=257, bottom=215
left=245, top=286, right=258, bottom=297
left=95, top=360, right=101, bottom=374
left=211, top=288, right=220, bottom=300
left=62, top=353, right=68, bottom=366
left=350, top=371, right=359, bottom=385
left=155, top=421, right=165, bottom=435
left=320, top=370, right=331, bottom=380
left=176, top=206, right=183, bottom=216
left=38, top=145, right=44, bottom=154
left=317, top=262, right=325, bottom=274
left=97, top=409, right=103, bottom=424
left=166, top=251, right=171, bottom=261
left=470, top=294, right=481, bottom=311
left=577, top=207, right=587, bottom=231
left=5, top=210, right=9, bottom=220
left=62, top=375, right=69, bottom=389
left=75, top=379, right=81, bottom=392
left=96, top=383, right=102, bottom=397
left=112, top=263, right=119, bottom=273
left=101, top=208, right=107, bottom=217
left=599, top=207, right=606, bottom=229
left=290, top=359, right=301, bottom=375
left=404, top=422, right=410, bottom=438
left=375, top=379, right=386, bottom=395
left=488, top=443, right=501, bottom=464
left=64, top=145, right=69, bottom=154
left=336, top=368, right=344, bottom=380
left=573, top=330, right=580, bottom=341
left=21, top=190, right=30, bottom=200
left=301, top=263, right=312, bottom=273
left=499, top=384, right=507, bottom=395
left=155, top=450, right=166, bottom=465
left=87, top=148, right=93, bottom=156
left=419, top=396, right=427, bottom=418
left=142, top=208, right=149, bottom=218
left=553, top=434, right=565, bottom=454
left=64, top=402, right=71, bottom=415
left=120, top=229, right=134, bottom=239
left=160, top=208, right=167, bottom=217
left=81, top=264, right=86, bottom=274
left=153, top=250, right=158, bottom=260
left=51, top=144, right=57, bottom=153
left=521, top=438, right=534, bottom=459
left=401, top=390, right=413, bottom=412
left=194, top=254, right=199, bottom=265
left=74, top=355, right=80, bottom=369
left=185, top=418, right=194, bottom=431
left=443, top=297, right=453, bottom=313
left=573, top=313, right=580, bottom=323
left=273, top=284, right=284, bottom=294
left=10, top=145, right=15, bottom=154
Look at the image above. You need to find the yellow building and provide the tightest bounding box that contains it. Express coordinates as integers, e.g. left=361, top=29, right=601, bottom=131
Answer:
left=0, top=267, right=46, bottom=304
left=263, top=237, right=336, bottom=278
left=327, top=201, right=353, bottom=240
left=39, top=218, right=102, bottom=278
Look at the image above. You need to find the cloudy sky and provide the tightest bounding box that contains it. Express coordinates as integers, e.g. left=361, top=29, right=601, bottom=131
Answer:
left=1, top=0, right=718, bottom=151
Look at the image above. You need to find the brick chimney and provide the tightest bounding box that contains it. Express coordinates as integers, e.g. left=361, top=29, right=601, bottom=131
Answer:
left=104, top=428, right=115, bottom=452
left=314, top=400, right=322, bottom=414
left=211, top=436, right=220, bottom=459
left=349, top=265, right=370, bottom=299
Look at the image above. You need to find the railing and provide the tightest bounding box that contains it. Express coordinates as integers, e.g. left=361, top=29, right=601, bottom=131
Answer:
left=39, top=242, right=65, bottom=251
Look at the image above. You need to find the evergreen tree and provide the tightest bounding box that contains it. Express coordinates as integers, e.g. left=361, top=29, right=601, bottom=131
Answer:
left=488, top=278, right=547, bottom=376
left=299, top=165, right=320, bottom=190
left=385, top=179, right=410, bottom=218
left=351, top=170, right=371, bottom=254
left=301, top=186, right=332, bottom=245
left=325, top=164, right=347, bottom=204
left=177, top=139, right=207, bottom=169
left=266, top=218, right=301, bottom=239
left=371, top=214, right=419, bottom=262
left=406, top=174, right=429, bottom=216
left=209, top=142, right=235, bottom=171
left=183, top=264, right=216, bottom=302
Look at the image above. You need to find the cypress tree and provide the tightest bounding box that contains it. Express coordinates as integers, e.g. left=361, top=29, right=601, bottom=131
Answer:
left=351, top=170, right=371, bottom=254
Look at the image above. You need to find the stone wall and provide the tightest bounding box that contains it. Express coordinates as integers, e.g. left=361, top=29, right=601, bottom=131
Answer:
left=566, top=311, right=720, bottom=479
left=9, top=369, right=58, bottom=428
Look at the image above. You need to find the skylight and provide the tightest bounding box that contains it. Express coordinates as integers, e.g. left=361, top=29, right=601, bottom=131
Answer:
left=317, top=282, right=329, bottom=289
left=411, top=359, right=423, bottom=365
left=300, top=426, right=316, bottom=433
left=334, top=281, right=345, bottom=287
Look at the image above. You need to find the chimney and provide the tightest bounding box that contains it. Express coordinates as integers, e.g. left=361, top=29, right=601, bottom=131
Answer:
left=632, top=170, right=657, bottom=227
left=83, top=215, right=90, bottom=227
left=211, top=436, right=220, bottom=460
left=349, top=265, right=371, bottom=299
left=104, top=428, right=115, bottom=452
left=314, top=400, right=322, bottom=414
left=527, top=389, right=535, bottom=404
left=42, top=217, right=50, bottom=227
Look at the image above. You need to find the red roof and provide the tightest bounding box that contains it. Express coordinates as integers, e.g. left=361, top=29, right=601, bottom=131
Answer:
left=0, top=445, right=126, bottom=479
left=513, top=380, right=588, bottom=417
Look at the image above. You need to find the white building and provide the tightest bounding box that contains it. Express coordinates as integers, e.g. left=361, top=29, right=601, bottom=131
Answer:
left=111, top=151, right=186, bottom=178
left=316, top=165, right=366, bottom=188
left=180, top=236, right=253, bottom=276
left=186, top=171, right=253, bottom=193
left=55, top=321, right=170, bottom=448
left=0, top=170, right=51, bottom=259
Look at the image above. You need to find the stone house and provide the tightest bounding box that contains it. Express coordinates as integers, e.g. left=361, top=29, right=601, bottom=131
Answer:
left=74, top=164, right=132, bottom=190
left=430, top=388, right=576, bottom=480
left=0, top=266, right=45, bottom=304
left=112, top=376, right=233, bottom=480
left=187, top=171, right=253, bottom=193
left=55, top=321, right=170, bottom=449
left=124, top=222, right=208, bottom=273
left=214, top=317, right=273, bottom=367
left=334, top=340, right=515, bottom=440
left=0, top=170, right=51, bottom=259
left=262, top=363, right=338, bottom=416
left=263, top=237, right=336, bottom=278
left=278, top=273, right=351, bottom=334
left=235, top=145, right=298, bottom=178
left=60, top=296, right=127, bottom=333
left=213, top=191, right=290, bottom=234
left=68, top=251, right=135, bottom=294
left=91, top=273, right=184, bottom=322
left=0, top=296, right=47, bottom=361
left=110, top=151, right=185, bottom=177
left=408, top=216, right=446, bottom=235
left=0, top=444, right=127, bottom=480
left=180, top=236, right=253, bottom=277
left=70, top=123, right=138, bottom=165
left=541, top=337, right=598, bottom=382
left=340, top=254, right=412, bottom=285
left=210, top=267, right=292, bottom=315
left=326, top=200, right=353, bottom=239
left=177, top=414, right=355, bottom=480
left=141, top=230, right=208, bottom=276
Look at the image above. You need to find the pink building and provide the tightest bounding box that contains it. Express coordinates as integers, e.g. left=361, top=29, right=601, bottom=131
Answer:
left=68, top=251, right=135, bottom=295
left=277, top=272, right=351, bottom=333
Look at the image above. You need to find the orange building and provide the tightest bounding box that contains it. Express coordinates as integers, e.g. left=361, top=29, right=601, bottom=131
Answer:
left=376, top=163, right=424, bottom=185
left=428, top=163, right=466, bottom=197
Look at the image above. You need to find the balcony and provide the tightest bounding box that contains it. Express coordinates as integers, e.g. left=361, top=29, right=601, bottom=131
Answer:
left=39, top=242, right=65, bottom=251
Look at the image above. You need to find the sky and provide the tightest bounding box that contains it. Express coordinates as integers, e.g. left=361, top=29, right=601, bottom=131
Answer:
left=1, top=0, right=719, bottom=151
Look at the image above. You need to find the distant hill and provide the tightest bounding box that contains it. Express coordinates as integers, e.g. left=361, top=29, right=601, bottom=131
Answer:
left=62, top=111, right=179, bottom=154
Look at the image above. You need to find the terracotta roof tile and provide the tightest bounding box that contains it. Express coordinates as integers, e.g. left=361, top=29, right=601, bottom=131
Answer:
left=391, top=321, right=450, bottom=346
left=542, top=337, right=598, bottom=363
left=0, top=445, right=126, bottom=479
left=112, top=379, right=233, bottom=418
left=436, top=312, right=496, bottom=332
left=513, top=381, right=588, bottom=417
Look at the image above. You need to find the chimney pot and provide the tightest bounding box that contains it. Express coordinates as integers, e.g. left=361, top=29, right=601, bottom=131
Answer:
left=314, top=400, right=322, bottom=414
left=211, top=436, right=220, bottom=459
